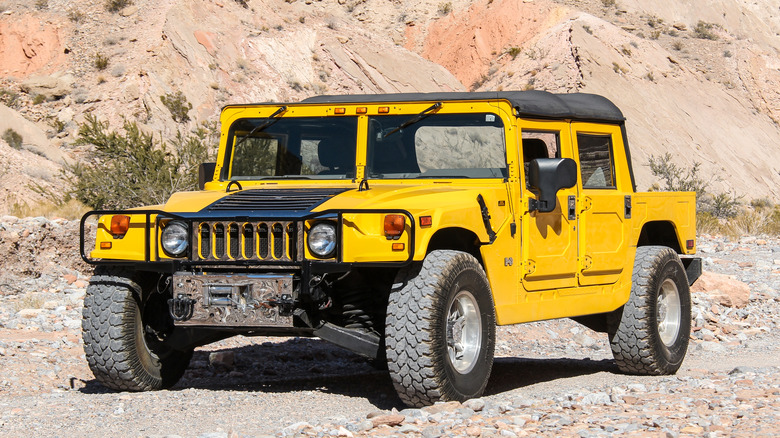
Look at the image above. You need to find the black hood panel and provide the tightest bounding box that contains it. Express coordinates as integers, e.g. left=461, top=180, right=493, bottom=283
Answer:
left=203, top=188, right=350, bottom=213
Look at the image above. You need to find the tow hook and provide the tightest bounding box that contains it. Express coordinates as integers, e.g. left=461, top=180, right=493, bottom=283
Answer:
left=168, top=294, right=196, bottom=321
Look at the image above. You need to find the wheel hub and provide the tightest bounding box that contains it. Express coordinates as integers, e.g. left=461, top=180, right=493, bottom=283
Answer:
left=657, top=278, right=682, bottom=347
left=446, top=290, right=481, bottom=374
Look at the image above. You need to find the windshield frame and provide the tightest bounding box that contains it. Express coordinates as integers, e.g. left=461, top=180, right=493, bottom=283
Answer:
left=220, top=116, right=360, bottom=182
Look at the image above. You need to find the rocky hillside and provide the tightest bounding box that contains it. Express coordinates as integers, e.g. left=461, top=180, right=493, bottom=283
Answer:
left=1, top=0, right=779, bottom=213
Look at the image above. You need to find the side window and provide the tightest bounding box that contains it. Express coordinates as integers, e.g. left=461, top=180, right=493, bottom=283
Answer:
left=521, top=131, right=559, bottom=188
left=577, top=133, right=615, bottom=189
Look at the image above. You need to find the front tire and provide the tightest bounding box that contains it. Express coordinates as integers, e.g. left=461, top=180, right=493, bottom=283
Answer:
left=610, top=246, right=691, bottom=375
left=82, top=268, right=192, bottom=391
left=385, top=250, right=495, bottom=407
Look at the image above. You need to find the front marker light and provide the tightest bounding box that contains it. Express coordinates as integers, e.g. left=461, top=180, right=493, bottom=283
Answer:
left=161, top=221, right=189, bottom=257
left=308, top=222, right=337, bottom=258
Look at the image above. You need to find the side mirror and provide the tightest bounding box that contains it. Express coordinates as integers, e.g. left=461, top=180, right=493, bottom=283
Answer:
left=198, top=162, right=217, bottom=190
left=528, top=158, right=577, bottom=213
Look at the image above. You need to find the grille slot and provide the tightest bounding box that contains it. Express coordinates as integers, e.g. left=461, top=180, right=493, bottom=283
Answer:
left=206, top=189, right=349, bottom=212
left=193, top=220, right=301, bottom=262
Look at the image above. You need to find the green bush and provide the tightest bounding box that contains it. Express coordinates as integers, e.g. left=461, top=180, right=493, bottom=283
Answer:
left=160, top=91, right=193, bottom=123
left=693, top=21, right=718, bottom=40
left=93, top=52, right=109, bottom=71
left=2, top=128, right=23, bottom=150
left=69, top=115, right=214, bottom=209
left=106, top=0, right=132, bottom=13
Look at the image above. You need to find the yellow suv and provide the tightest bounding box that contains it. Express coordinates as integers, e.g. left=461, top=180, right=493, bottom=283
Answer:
left=80, top=91, right=700, bottom=406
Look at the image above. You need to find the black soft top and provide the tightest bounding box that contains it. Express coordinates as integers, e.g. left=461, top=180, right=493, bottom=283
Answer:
left=301, top=90, right=624, bottom=123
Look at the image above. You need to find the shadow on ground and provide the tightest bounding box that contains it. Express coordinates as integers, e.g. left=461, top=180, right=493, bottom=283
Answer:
left=79, top=337, right=619, bottom=409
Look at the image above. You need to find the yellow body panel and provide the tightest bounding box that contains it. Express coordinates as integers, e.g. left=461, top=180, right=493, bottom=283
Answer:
left=88, top=96, right=697, bottom=328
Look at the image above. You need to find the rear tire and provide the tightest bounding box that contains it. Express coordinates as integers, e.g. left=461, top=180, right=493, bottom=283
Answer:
left=82, top=268, right=192, bottom=391
left=385, top=250, right=495, bottom=407
left=610, top=246, right=691, bottom=375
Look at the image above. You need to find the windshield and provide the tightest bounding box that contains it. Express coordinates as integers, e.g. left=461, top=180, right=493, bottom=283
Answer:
left=224, top=117, right=358, bottom=180
left=367, top=113, right=507, bottom=179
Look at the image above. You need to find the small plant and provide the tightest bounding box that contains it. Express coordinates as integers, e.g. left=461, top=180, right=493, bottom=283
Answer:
left=601, top=0, right=616, bottom=8
left=693, top=20, right=718, bottom=40
left=48, top=117, right=66, bottom=133
left=97, top=76, right=106, bottom=84
left=437, top=2, right=452, bottom=15
left=507, top=47, right=521, bottom=59
left=2, top=128, right=23, bottom=150
left=723, top=50, right=732, bottom=58
left=583, top=25, right=592, bottom=35
left=0, top=88, right=19, bottom=107
left=612, top=62, right=627, bottom=74
left=299, top=16, right=305, bottom=23
left=672, top=41, right=684, bottom=51
left=236, top=58, right=249, bottom=70
left=93, top=52, right=109, bottom=70
left=645, top=72, right=655, bottom=82
left=160, top=90, right=193, bottom=123
left=106, top=0, right=132, bottom=13
left=648, top=153, right=708, bottom=194
left=650, top=30, right=661, bottom=40
left=470, top=74, right=488, bottom=91
left=35, top=0, right=48, bottom=10
left=234, top=0, right=249, bottom=8
left=710, top=192, right=741, bottom=219
left=32, top=94, right=46, bottom=105
left=667, top=28, right=679, bottom=37
left=750, top=198, right=772, bottom=210
left=646, top=15, right=663, bottom=28
left=68, top=9, right=85, bottom=22
left=621, top=46, right=632, bottom=56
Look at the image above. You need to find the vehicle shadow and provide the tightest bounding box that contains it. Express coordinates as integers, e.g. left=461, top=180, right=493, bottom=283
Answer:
left=79, top=338, right=619, bottom=409
left=485, top=356, right=618, bottom=396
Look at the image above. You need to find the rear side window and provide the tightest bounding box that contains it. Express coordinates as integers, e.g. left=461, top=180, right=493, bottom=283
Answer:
left=577, top=134, right=615, bottom=189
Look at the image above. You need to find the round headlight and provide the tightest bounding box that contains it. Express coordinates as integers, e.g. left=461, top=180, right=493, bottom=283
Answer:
left=308, top=222, right=337, bottom=258
left=161, top=221, right=189, bottom=256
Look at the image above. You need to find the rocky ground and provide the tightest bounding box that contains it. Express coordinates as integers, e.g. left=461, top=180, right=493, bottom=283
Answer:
left=0, top=217, right=778, bottom=437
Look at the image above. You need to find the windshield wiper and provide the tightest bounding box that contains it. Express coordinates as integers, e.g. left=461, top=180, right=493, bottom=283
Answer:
left=232, top=105, right=288, bottom=149
left=383, top=102, right=442, bottom=138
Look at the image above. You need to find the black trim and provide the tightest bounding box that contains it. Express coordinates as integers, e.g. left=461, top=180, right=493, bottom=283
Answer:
left=620, top=124, right=637, bottom=192
left=299, top=91, right=624, bottom=123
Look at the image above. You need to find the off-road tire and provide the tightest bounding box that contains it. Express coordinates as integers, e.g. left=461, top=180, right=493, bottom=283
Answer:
left=82, top=268, right=192, bottom=391
left=385, top=250, right=495, bottom=407
left=610, top=246, right=691, bottom=375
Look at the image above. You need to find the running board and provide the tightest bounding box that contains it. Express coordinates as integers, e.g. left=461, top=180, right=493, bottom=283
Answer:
left=313, top=323, right=381, bottom=359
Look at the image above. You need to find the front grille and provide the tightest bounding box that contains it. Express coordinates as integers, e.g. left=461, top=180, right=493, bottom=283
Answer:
left=193, top=220, right=302, bottom=262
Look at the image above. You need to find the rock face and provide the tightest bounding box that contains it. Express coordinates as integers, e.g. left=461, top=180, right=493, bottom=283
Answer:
left=2, top=0, right=780, bottom=213
left=692, top=271, right=751, bottom=308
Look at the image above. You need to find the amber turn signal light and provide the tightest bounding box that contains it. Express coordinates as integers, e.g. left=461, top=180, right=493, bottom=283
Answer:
left=110, top=215, right=130, bottom=236
left=334, top=107, right=346, bottom=114
left=384, top=214, right=405, bottom=239
left=100, top=242, right=112, bottom=250
left=392, top=243, right=405, bottom=251
left=419, top=216, right=432, bottom=227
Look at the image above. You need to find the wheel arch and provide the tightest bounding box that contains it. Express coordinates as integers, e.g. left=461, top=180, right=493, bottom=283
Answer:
left=425, top=227, right=483, bottom=265
left=636, top=220, right=682, bottom=253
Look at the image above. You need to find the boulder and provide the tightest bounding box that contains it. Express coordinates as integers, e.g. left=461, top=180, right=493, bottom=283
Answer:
left=19, top=75, right=73, bottom=100
left=691, top=271, right=751, bottom=308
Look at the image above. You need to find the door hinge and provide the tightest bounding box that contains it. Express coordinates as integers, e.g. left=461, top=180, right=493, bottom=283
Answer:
left=624, top=195, right=632, bottom=219
left=568, top=195, right=576, bottom=220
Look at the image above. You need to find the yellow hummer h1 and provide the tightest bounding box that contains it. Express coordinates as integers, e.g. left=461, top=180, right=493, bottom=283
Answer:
left=80, top=91, right=700, bottom=406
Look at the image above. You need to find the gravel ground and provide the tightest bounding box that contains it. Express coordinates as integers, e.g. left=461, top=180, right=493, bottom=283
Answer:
left=0, top=217, right=778, bottom=437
